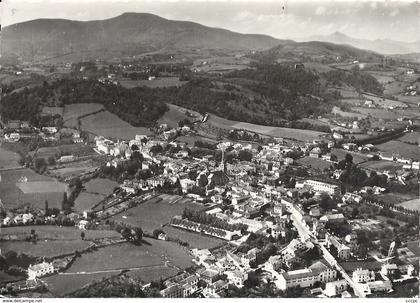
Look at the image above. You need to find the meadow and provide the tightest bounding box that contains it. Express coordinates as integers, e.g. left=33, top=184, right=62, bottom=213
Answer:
left=163, top=225, right=225, bottom=249
left=158, top=103, right=202, bottom=128
left=41, top=106, right=64, bottom=117
left=376, top=141, right=420, bottom=160
left=63, top=103, right=104, bottom=128
left=66, top=239, right=193, bottom=273
left=0, top=225, right=120, bottom=241
left=111, top=194, right=203, bottom=233
left=398, top=198, right=420, bottom=211
left=358, top=160, right=403, bottom=172
left=398, top=131, right=420, bottom=145
left=35, top=144, right=95, bottom=160
left=80, top=111, right=152, bottom=140
left=0, top=146, right=21, bottom=169
left=74, top=178, right=118, bottom=211
left=0, top=168, right=65, bottom=209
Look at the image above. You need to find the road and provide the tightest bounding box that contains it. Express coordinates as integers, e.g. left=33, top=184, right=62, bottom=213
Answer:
left=283, top=201, right=366, bottom=298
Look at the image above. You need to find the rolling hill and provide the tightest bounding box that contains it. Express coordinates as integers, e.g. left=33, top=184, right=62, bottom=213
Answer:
left=300, top=32, right=420, bottom=55
left=1, top=12, right=281, bottom=62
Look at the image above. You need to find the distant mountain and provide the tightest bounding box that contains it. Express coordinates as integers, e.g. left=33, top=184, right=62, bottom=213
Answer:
left=300, top=32, right=420, bottom=55
left=1, top=13, right=282, bottom=62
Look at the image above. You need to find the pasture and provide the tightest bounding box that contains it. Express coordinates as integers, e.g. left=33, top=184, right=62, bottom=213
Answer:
left=80, top=111, right=152, bottom=140
left=49, top=159, right=101, bottom=180
left=358, top=160, right=403, bottom=172
left=330, top=148, right=369, bottom=164
left=0, top=240, right=92, bottom=258
left=41, top=106, right=64, bottom=117
left=127, top=266, right=178, bottom=282
left=376, top=141, right=420, bottom=160
left=331, top=106, right=366, bottom=118
left=35, top=144, right=94, bottom=160
left=158, top=103, right=202, bottom=128
left=111, top=194, right=203, bottom=233
left=43, top=272, right=115, bottom=297
left=0, top=225, right=120, bottom=241
left=84, top=178, right=118, bottom=196
left=16, top=181, right=67, bottom=194
left=63, top=103, right=104, bottom=128
left=398, top=198, right=420, bottom=211
left=163, top=225, right=225, bottom=249
left=296, top=156, right=332, bottom=171
left=0, top=169, right=65, bottom=209
left=119, top=77, right=187, bottom=89
left=74, top=193, right=106, bottom=212
left=398, top=131, right=420, bottom=144
left=66, top=239, right=193, bottom=273
left=0, top=146, right=21, bottom=169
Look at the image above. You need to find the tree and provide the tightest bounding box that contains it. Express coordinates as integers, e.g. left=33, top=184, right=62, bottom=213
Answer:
left=61, top=192, right=69, bottom=211
left=45, top=200, right=49, bottom=214
left=47, top=156, right=56, bottom=165
left=34, top=158, right=47, bottom=173
left=238, top=150, right=253, bottom=162
left=81, top=231, right=85, bottom=240
left=133, top=227, right=143, bottom=244
left=121, top=227, right=133, bottom=241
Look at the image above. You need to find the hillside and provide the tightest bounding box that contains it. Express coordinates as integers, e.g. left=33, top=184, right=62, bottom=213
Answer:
left=301, top=32, right=420, bottom=55
left=1, top=13, right=281, bottom=62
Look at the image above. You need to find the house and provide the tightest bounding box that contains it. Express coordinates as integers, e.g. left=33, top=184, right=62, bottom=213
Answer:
left=325, top=234, right=351, bottom=260
left=225, top=271, right=248, bottom=288
left=324, top=279, right=348, bottom=297
left=309, top=206, right=321, bottom=217
left=342, top=143, right=357, bottom=151
left=352, top=268, right=375, bottom=283
left=276, top=261, right=337, bottom=290
left=200, top=269, right=220, bottom=284
left=58, top=155, right=75, bottom=163
left=160, top=284, right=184, bottom=298
left=27, top=261, right=54, bottom=280
left=333, top=132, right=344, bottom=140
left=309, top=147, right=322, bottom=158
left=265, top=255, right=283, bottom=272
left=342, top=192, right=362, bottom=203
left=320, top=213, right=345, bottom=224
left=381, top=263, right=398, bottom=277
left=203, top=280, right=228, bottom=298
left=78, top=220, right=89, bottom=230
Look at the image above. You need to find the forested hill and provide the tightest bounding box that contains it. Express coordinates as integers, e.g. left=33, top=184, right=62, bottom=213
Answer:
left=0, top=80, right=168, bottom=127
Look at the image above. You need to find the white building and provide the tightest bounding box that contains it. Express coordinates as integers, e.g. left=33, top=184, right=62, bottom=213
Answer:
left=352, top=268, right=375, bottom=283
left=324, top=279, right=348, bottom=297
left=27, top=261, right=54, bottom=280
left=304, top=179, right=340, bottom=195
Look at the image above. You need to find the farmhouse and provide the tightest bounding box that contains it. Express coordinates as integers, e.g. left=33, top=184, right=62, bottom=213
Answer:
left=303, top=179, right=340, bottom=196
left=27, top=261, right=54, bottom=280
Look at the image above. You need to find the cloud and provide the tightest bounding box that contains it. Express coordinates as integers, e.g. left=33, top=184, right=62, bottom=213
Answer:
left=315, top=6, right=326, bottom=15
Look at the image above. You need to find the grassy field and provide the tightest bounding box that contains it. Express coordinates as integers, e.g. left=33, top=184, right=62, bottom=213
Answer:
left=84, top=178, right=118, bottom=195
left=35, top=144, right=95, bottom=160
left=74, top=193, right=106, bottom=212
left=358, top=160, right=403, bottom=172
left=43, top=272, right=115, bottom=297
left=163, top=225, right=225, bottom=249
left=398, top=198, right=420, bottom=211
left=378, top=193, right=416, bottom=205
left=81, top=111, right=152, bottom=140
left=119, top=77, right=187, bottom=89
left=158, top=103, right=202, bottom=128
left=297, top=156, right=332, bottom=171
left=176, top=135, right=218, bottom=147
left=0, top=168, right=65, bottom=209
left=16, top=181, right=67, bottom=194
left=1, top=240, right=92, bottom=258
left=0, top=225, right=120, bottom=241
left=41, top=106, right=64, bottom=117
left=63, top=103, right=104, bottom=128
left=0, top=145, right=21, bottom=169
left=66, top=239, right=192, bottom=273
left=398, top=132, right=420, bottom=145
left=205, top=114, right=326, bottom=142
left=331, top=106, right=366, bottom=118
left=111, top=194, right=203, bottom=233
left=376, top=141, right=420, bottom=160
left=127, top=266, right=179, bottom=282
left=331, top=148, right=369, bottom=164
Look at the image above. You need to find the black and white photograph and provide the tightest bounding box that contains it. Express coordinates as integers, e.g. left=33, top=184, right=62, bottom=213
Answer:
left=0, top=0, right=419, bottom=300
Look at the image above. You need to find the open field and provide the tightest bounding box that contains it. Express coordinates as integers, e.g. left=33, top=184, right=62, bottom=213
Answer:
left=0, top=146, right=21, bottom=169
left=163, top=225, right=225, bottom=249
left=66, top=239, right=193, bottom=273
left=84, top=178, right=118, bottom=196
left=358, top=160, right=403, bottom=172
left=384, top=81, right=404, bottom=96
left=74, top=192, right=106, bottom=212
left=0, top=225, right=120, bottom=241
left=398, top=198, right=420, bottom=211
left=0, top=240, right=92, bottom=258
left=17, top=181, right=67, bottom=194
left=119, top=77, right=187, bottom=88
left=376, top=141, right=420, bottom=160
left=0, top=271, right=20, bottom=283
left=81, top=111, right=152, bottom=140
left=352, top=107, right=400, bottom=120
left=63, top=103, right=104, bottom=128
left=127, top=265, right=179, bottom=282
left=111, top=194, right=203, bottom=233
left=35, top=144, right=95, bottom=160
left=377, top=193, right=416, bottom=205
left=43, top=272, right=115, bottom=297
left=176, top=135, right=218, bottom=147
left=49, top=158, right=102, bottom=180
left=158, top=103, right=202, bottom=128
left=331, top=106, right=366, bottom=118
left=398, top=131, right=420, bottom=145
left=41, top=106, right=64, bottom=117
left=0, top=168, right=65, bottom=209
left=206, top=114, right=326, bottom=141
left=330, top=148, right=369, bottom=164
left=297, top=156, right=332, bottom=171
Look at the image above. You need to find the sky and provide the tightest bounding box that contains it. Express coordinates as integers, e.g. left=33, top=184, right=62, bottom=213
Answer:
left=1, top=0, right=420, bottom=42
